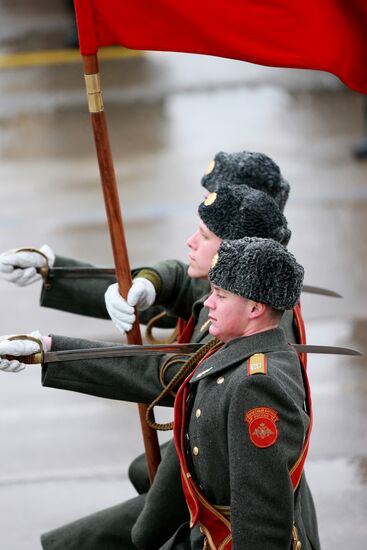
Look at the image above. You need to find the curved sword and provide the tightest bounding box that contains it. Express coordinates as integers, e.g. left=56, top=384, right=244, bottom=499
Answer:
left=3, top=342, right=362, bottom=365
left=43, top=267, right=342, bottom=298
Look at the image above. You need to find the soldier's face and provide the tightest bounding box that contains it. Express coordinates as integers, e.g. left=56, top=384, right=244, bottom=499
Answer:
left=204, top=286, right=253, bottom=342
left=186, top=221, right=222, bottom=279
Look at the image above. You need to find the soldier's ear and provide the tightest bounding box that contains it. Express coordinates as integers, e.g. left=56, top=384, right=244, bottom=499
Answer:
left=249, top=301, right=266, bottom=319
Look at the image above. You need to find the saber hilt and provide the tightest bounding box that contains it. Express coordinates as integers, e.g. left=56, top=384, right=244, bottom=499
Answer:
left=4, top=334, right=44, bottom=364
left=15, top=247, right=50, bottom=287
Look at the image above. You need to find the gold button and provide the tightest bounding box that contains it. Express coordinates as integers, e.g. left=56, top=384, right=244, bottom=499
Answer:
left=195, top=409, right=201, bottom=418
left=217, top=376, right=224, bottom=384
left=193, top=446, right=199, bottom=456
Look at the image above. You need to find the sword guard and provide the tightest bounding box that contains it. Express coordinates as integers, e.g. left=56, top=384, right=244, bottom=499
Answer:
left=4, top=334, right=44, bottom=365
left=14, top=247, right=51, bottom=289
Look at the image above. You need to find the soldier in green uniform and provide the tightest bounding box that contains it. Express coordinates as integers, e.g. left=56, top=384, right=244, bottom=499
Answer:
left=0, top=236, right=315, bottom=549
left=169, top=236, right=311, bottom=549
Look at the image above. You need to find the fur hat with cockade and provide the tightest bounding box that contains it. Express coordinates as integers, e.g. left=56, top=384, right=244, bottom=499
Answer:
left=208, top=237, right=304, bottom=310
left=201, top=151, right=290, bottom=212
left=198, top=184, right=291, bottom=246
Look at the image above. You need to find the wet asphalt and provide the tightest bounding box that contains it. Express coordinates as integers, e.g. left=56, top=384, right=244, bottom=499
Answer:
left=0, top=2, right=366, bottom=549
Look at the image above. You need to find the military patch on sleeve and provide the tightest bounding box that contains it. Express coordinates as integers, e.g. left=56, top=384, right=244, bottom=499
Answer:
left=245, top=407, right=279, bottom=448
left=247, top=353, right=267, bottom=376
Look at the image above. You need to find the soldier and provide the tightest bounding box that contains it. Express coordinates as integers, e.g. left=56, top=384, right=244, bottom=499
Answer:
left=0, top=236, right=314, bottom=549
left=168, top=236, right=311, bottom=549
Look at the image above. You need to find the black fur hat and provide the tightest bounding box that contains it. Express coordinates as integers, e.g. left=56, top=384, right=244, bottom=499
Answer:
left=201, top=151, right=290, bottom=212
left=198, top=184, right=291, bottom=245
left=208, top=237, right=304, bottom=310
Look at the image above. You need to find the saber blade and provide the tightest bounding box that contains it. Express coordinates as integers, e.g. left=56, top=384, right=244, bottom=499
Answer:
left=44, top=268, right=342, bottom=298
left=39, top=342, right=362, bottom=364
left=43, top=343, right=203, bottom=363
left=292, top=344, right=361, bottom=356
left=46, top=267, right=116, bottom=279
left=301, top=285, right=342, bottom=298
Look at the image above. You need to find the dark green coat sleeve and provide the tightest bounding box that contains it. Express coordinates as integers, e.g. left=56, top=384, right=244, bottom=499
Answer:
left=227, top=375, right=305, bottom=549
left=40, top=255, right=176, bottom=326
left=41, top=334, right=182, bottom=406
left=40, top=255, right=115, bottom=319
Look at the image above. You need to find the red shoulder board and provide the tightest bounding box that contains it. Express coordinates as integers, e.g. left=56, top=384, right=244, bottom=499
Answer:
left=247, top=353, right=267, bottom=376
left=245, top=407, right=279, bottom=448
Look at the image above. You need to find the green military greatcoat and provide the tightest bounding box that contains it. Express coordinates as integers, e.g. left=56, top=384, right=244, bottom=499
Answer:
left=164, top=328, right=314, bottom=549
left=39, top=257, right=319, bottom=550
left=41, top=326, right=316, bottom=549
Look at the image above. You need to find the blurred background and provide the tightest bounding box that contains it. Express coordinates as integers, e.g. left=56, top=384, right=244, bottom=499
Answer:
left=0, top=1, right=366, bottom=548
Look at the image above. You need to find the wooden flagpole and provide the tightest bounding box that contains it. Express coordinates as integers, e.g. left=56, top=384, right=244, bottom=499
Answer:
left=82, top=53, right=161, bottom=482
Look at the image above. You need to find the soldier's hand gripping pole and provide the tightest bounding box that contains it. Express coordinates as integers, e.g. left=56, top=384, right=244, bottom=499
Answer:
left=81, top=53, right=161, bottom=482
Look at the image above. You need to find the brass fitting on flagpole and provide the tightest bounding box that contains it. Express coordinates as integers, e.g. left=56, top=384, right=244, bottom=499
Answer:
left=84, top=73, right=104, bottom=113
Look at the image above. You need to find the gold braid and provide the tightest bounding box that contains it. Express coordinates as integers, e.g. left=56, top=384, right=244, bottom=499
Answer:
left=146, top=337, right=222, bottom=431
left=145, top=311, right=178, bottom=344
left=159, top=355, right=191, bottom=397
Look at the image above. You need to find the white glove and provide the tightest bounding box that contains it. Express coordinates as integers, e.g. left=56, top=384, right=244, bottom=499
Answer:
left=104, top=278, right=156, bottom=334
left=0, top=330, right=46, bottom=373
left=127, top=278, right=156, bottom=310
left=0, top=244, right=55, bottom=287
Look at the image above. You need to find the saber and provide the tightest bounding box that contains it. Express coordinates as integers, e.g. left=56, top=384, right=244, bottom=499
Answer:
left=301, top=285, right=341, bottom=298
left=43, top=267, right=342, bottom=298
left=290, top=344, right=361, bottom=356
left=4, top=342, right=362, bottom=365
left=45, top=267, right=116, bottom=279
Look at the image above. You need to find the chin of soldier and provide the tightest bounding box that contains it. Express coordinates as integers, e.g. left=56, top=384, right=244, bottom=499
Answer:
left=187, top=261, right=203, bottom=279
left=208, top=320, right=219, bottom=338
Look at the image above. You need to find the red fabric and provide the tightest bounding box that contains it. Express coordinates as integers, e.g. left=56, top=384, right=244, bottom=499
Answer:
left=289, top=342, right=313, bottom=491
left=173, top=345, right=231, bottom=548
left=293, top=303, right=307, bottom=370
left=74, top=0, right=367, bottom=93
left=177, top=316, right=195, bottom=344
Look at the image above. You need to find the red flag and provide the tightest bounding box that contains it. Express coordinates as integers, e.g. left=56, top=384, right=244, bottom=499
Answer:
left=74, top=0, right=367, bottom=93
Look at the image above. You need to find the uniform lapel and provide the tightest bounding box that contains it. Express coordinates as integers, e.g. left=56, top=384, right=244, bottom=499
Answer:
left=190, top=328, right=290, bottom=384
